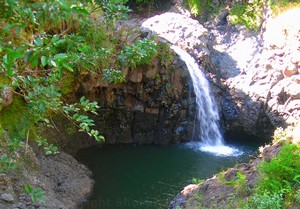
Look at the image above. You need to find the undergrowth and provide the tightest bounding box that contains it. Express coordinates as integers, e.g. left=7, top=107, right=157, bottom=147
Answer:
left=269, top=0, right=300, bottom=15
left=0, top=0, right=168, bottom=202
left=228, top=0, right=264, bottom=31
left=241, top=125, right=300, bottom=208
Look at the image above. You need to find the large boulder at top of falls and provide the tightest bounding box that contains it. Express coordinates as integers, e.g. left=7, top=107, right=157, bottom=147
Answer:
left=140, top=12, right=209, bottom=59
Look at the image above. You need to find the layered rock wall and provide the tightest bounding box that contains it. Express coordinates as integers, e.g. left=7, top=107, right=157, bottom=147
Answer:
left=47, top=49, right=196, bottom=152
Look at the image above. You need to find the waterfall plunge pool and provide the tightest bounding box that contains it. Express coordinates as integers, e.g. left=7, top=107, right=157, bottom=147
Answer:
left=76, top=139, right=262, bottom=209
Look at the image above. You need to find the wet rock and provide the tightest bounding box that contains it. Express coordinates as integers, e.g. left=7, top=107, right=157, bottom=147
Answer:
left=0, top=193, right=14, bottom=203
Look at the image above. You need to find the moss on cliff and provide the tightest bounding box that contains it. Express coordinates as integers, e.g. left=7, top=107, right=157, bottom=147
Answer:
left=0, top=96, right=31, bottom=140
left=60, top=72, right=77, bottom=96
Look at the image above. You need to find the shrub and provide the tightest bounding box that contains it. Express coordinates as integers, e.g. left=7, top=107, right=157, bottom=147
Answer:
left=118, top=38, right=157, bottom=68
left=228, top=0, right=263, bottom=31
left=244, top=143, right=300, bottom=208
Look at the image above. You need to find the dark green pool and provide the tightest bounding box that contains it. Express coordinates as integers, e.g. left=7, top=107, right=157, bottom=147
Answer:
left=76, top=141, right=260, bottom=209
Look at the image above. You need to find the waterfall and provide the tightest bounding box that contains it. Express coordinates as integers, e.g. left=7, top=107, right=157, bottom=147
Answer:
left=171, top=45, right=240, bottom=155
left=171, top=45, right=223, bottom=145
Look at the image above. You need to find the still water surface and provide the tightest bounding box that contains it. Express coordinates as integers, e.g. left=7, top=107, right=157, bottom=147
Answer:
left=76, top=141, right=260, bottom=209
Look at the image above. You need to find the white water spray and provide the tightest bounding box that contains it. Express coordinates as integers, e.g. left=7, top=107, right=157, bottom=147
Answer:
left=171, top=45, right=241, bottom=156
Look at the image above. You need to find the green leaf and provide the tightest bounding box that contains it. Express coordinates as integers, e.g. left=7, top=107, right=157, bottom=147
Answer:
left=34, top=38, right=43, bottom=47
left=31, top=187, right=45, bottom=203
left=63, top=63, right=73, bottom=72
left=29, top=53, right=39, bottom=68
left=54, top=39, right=65, bottom=46
left=53, top=53, right=68, bottom=61
left=80, top=96, right=86, bottom=103
left=51, top=35, right=60, bottom=44
left=96, top=135, right=105, bottom=142
left=50, top=59, right=57, bottom=67
left=8, top=51, right=23, bottom=60
left=25, top=184, right=32, bottom=194
left=24, top=50, right=32, bottom=63
left=41, top=56, right=48, bottom=67
left=57, top=0, right=68, bottom=8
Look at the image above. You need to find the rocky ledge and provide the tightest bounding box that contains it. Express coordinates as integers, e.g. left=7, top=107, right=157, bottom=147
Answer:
left=0, top=141, right=93, bottom=209
left=169, top=143, right=282, bottom=209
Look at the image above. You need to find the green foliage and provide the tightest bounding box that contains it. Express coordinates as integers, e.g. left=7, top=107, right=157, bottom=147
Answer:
left=228, top=0, right=263, bottom=31
left=63, top=96, right=104, bottom=142
left=25, top=184, right=46, bottom=203
left=269, top=0, right=300, bottom=15
left=244, top=144, right=300, bottom=208
left=184, top=0, right=202, bottom=16
left=258, top=144, right=300, bottom=191
left=192, top=177, right=205, bottom=184
left=7, top=138, right=24, bottom=153
left=0, top=154, right=16, bottom=173
left=0, top=0, right=135, bottom=152
left=246, top=192, right=283, bottom=209
left=102, top=69, right=126, bottom=84
left=183, top=0, right=215, bottom=17
left=100, top=0, right=131, bottom=23
left=44, top=144, right=60, bottom=156
left=157, top=42, right=173, bottom=68
left=119, top=38, right=157, bottom=68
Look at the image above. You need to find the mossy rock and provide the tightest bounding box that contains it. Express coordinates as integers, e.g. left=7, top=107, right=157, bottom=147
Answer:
left=0, top=96, right=32, bottom=139
left=61, top=71, right=77, bottom=96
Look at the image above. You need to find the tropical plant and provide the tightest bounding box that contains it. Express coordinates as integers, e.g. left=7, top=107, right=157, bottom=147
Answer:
left=243, top=143, right=300, bottom=208
left=118, top=38, right=157, bottom=68
left=0, top=0, right=132, bottom=149
left=0, top=154, right=16, bottom=173
left=25, top=184, right=46, bottom=203
left=228, top=0, right=263, bottom=31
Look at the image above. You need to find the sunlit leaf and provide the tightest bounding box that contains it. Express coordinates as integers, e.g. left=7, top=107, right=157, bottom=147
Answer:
left=34, top=38, right=43, bottom=47
left=41, top=56, right=48, bottom=67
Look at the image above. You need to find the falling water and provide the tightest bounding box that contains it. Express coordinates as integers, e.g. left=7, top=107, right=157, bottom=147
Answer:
left=171, top=45, right=240, bottom=156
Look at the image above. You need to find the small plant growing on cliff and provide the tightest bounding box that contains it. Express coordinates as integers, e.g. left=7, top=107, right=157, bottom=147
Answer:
left=25, top=184, right=46, bottom=203
left=157, top=42, right=173, bottom=68
left=243, top=143, right=300, bottom=208
left=0, top=154, right=16, bottom=173
left=192, top=177, right=205, bottom=184
left=118, top=38, right=158, bottom=68
left=102, top=69, right=126, bottom=84
left=228, top=0, right=263, bottom=31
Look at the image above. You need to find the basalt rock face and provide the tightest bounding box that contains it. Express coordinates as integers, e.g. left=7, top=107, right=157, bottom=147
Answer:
left=47, top=52, right=196, bottom=153
left=78, top=57, right=195, bottom=145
